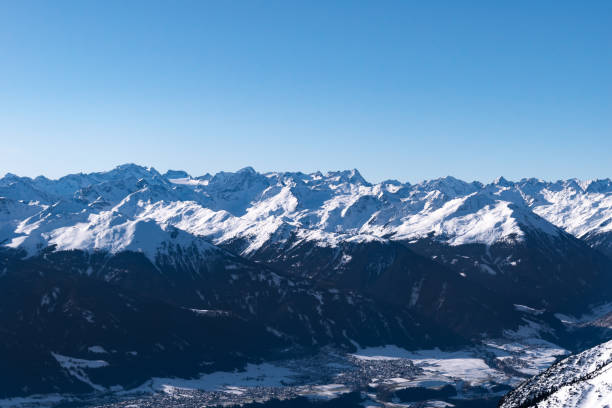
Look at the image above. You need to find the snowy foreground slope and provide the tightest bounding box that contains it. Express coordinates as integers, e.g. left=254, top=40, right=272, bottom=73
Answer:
left=500, top=339, right=612, bottom=408
left=2, top=165, right=612, bottom=407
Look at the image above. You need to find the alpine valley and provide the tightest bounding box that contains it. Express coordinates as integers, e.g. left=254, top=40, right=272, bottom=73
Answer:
left=2, top=164, right=612, bottom=408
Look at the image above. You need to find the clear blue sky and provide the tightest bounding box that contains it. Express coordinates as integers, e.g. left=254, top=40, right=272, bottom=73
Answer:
left=1, top=1, right=610, bottom=183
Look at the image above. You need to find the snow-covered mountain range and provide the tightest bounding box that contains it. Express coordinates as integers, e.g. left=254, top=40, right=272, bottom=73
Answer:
left=2, top=163, right=612, bottom=258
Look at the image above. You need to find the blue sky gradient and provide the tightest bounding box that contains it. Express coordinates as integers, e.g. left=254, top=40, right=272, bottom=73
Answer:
left=1, top=1, right=610, bottom=182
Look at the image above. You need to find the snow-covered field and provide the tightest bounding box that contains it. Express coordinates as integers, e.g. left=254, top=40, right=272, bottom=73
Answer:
left=485, top=338, right=569, bottom=376
left=132, top=363, right=297, bottom=395
left=352, top=340, right=568, bottom=394
left=353, top=345, right=503, bottom=386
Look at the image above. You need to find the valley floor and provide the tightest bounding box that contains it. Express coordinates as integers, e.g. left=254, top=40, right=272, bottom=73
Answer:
left=1, top=339, right=568, bottom=408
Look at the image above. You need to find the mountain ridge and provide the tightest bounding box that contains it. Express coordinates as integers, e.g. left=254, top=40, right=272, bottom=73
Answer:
left=2, top=164, right=612, bottom=259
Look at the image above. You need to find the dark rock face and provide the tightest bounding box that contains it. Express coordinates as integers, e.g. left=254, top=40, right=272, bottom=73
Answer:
left=0, top=248, right=284, bottom=397
left=238, top=230, right=612, bottom=341
left=583, top=230, right=612, bottom=260
left=0, top=244, right=446, bottom=398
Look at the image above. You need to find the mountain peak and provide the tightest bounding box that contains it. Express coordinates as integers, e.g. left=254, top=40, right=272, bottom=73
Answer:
left=420, top=176, right=480, bottom=196
left=163, top=169, right=190, bottom=179
left=493, top=176, right=513, bottom=187
left=585, top=178, right=612, bottom=193
left=114, top=163, right=147, bottom=172
left=2, top=172, right=20, bottom=180
left=108, top=163, right=165, bottom=181
left=326, top=169, right=369, bottom=185
left=237, top=166, right=257, bottom=174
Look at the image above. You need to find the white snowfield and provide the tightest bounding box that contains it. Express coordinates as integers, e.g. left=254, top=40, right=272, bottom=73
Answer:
left=500, top=340, right=612, bottom=408
left=51, top=353, right=109, bottom=392
left=1, top=164, right=611, bottom=258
